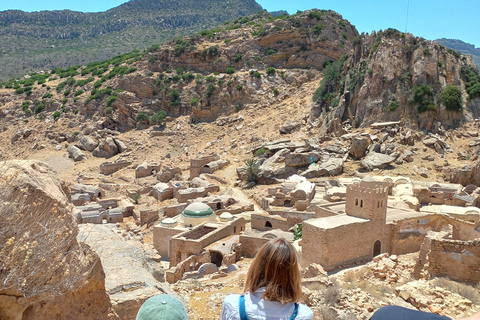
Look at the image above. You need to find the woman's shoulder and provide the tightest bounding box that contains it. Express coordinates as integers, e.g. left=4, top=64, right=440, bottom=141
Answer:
left=222, top=293, right=241, bottom=308
left=296, top=303, right=314, bottom=319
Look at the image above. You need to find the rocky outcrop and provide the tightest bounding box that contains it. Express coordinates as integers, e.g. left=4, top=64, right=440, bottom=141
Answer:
left=67, top=145, right=87, bottom=162
left=360, top=152, right=395, bottom=171
left=79, top=135, right=99, bottom=152
left=312, top=28, right=480, bottom=133
left=301, top=158, right=344, bottom=178
left=0, top=160, right=117, bottom=320
left=349, top=136, right=370, bottom=159
left=443, top=162, right=480, bottom=186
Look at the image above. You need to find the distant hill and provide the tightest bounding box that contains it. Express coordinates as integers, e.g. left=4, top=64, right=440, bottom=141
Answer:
left=0, top=0, right=263, bottom=82
left=435, top=38, right=480, bottom=68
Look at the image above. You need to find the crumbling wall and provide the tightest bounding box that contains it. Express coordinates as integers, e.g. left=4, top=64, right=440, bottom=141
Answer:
left=423, top=235, right=480, bottom=282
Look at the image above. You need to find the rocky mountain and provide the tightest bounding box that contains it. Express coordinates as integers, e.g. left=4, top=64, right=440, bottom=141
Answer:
left=436, top=38, right=480, bottom=68
left=312, top=29, right=480, bottom=134
left=0, top=9, right=358, bottom=132
left=0, top=0, right=263, bottom=82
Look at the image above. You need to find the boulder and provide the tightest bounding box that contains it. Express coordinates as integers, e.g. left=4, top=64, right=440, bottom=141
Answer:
left=67, top=145, right=87, bottom=162
left=279, top=121, right=300, bottom=134
left=301, top=158, right=344, bottom=178
left=79, top=135, right=98, bottom=152
left=0, top=160, right=117, bottom=320
left=349, top=136, right=370, bottom=159
left=360, top=152, right=395, bottom=171
left=285, top=152, right=321, bottom=167
left=113, top=138, right=127, bottom=153
left=92, top=137, right=119, bottom=158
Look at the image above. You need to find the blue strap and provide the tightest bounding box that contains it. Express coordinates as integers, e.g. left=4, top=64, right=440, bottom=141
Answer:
left=290, top=303, right=299, bottom=320
left=239, top=295, right=298, bottom=320
left=239, top=295, right=249, bottom=320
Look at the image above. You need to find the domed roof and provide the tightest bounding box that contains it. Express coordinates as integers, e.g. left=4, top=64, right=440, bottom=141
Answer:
left=182, top=202, right=214, bottom=217
left=219, top=212, right=234, bottom=220
left=161, top=217, right=178, bottom=226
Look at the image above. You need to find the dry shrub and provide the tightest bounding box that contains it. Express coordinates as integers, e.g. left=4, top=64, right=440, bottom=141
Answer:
left=317, top=306, right=337, bottom=320
left=434, top=277, right=480, bottom=304
left=0, top=161, right=96, bottom=299
left=323, top=281, right=340, bottom=305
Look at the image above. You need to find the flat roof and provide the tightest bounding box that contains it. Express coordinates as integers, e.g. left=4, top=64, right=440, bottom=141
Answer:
left=386, top=207, right=430, bottom=223
left=306, top=214, right=369, bottom=229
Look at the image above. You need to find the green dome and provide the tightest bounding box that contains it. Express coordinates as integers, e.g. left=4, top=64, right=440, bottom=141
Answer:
left=182, top=202, right=214, bottom=217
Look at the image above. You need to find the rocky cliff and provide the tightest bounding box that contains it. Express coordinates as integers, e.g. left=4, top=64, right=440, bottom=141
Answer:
left=311, top=28, right=480, bottom=134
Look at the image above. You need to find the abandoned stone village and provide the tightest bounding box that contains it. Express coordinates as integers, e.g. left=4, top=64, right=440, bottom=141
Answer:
left=2, top=8, right=480, bottom=320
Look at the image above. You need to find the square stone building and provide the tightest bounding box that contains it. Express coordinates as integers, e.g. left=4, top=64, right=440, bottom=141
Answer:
left=302, top=177, right=390, bottom=271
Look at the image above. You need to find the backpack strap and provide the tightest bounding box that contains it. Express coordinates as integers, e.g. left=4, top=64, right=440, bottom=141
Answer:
left=239, top=295, right=249, bottom=320
left=289, top=303, right=299, bottom=320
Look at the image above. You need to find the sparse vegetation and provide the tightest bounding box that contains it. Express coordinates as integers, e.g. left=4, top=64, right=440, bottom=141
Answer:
left=442, top=85, right=462, bottom=111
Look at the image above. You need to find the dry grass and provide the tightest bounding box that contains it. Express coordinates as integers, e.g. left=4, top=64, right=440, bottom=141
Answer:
left=434, top=277, right=480, bottom=304
left=323, top=280, right=341, bottom=306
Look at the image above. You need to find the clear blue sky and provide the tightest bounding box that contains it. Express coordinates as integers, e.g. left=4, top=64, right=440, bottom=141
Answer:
left=1, top=0, right=479, bottom=48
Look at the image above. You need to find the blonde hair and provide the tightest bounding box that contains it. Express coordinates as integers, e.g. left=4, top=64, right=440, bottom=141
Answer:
left=244, top=238, right=302, bottom=304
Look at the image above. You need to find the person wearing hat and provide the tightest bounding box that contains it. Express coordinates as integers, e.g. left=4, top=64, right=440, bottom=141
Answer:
left=136, top=294, right=188, bottom=320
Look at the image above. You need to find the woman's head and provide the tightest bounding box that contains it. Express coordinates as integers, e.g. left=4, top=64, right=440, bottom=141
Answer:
left=244, top=237, right=302, bottom=304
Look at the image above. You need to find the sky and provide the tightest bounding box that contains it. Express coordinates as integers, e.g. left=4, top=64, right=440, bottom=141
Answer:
left=0, top=0, right=478, bottom=48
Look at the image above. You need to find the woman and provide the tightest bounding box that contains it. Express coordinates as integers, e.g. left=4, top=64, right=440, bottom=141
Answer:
left=221, top=238, right=313, bottom=320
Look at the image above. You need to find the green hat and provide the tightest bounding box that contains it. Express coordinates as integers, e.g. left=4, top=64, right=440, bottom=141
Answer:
left=136, top=294, right=188, bottom=320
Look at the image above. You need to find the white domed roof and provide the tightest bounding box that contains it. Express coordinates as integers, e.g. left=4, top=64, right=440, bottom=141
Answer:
left=219, top=212, right=234, bottom=220
left=161, top=217, right=177, bottom=226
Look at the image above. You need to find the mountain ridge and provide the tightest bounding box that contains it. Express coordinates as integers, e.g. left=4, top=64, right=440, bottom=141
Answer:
left=435, top=38, right=480, bottom=68
left=0, top=0, right=263, bottom=82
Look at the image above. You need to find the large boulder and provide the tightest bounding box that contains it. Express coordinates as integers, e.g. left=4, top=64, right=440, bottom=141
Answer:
left=360, top=152, right=395, bottom=171
left=93, top=137, right=119, bottom=158
left=349, top=136, right=370, bottom=159
left=67, top=145, right=87, bottom=162
left=79, top=135, right=98, bottom=152
left=301, top=158, right=344, bottom=178
left=284, top=152, right=321, bottom=167
left=0, top=160, right=117, bottom=320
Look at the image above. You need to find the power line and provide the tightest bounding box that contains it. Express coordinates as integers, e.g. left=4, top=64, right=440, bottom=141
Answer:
left=405, top=0, right=410, bottom=34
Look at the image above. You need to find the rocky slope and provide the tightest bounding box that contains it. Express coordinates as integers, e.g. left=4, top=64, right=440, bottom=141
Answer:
left=311, top=28, right=480, bottom=134
left=436, top=38, right=480, bottom=68
left=0, top=0, right=263, bottom=81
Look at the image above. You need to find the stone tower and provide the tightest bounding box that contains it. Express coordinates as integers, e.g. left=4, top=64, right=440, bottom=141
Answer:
left=345, top=177, right=388, bottom=223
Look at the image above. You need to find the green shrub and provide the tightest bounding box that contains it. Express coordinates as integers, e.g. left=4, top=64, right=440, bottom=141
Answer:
left=312, top=23, right=326, bottom=35
left=254, top=71, right=261, bottom=78
left=136, top=111, right=149, bottom=122
left=312, top=55, right=348, bottom=103
left=244, top=158, right=260, bottom=183
left=265, top=48, right=276, bottom=55
left=170, top=89, right=181, bottom=106
left=42, top=92, right=52, bottom=99
left=273, top=88, right=279, bottom=95
left=442, top=85, right=462, bottom=111
left=266, top=67, right=276, bottom=75
left=53, top=111, right=61, bottom=119
left=224, top=38, right=232, bottom=44
left=195, top=75, right=205, bottom=84
left=24, top=109, right=31, bottom=115
left=151, top=110, right=167, bottom=124
left=236, top=85, right=243, bottom=90
left=34, top=103, right=45, bottom=114
left=182, top=72, right=195, bottom=82
left=105, top=95, right=117, bottom=107
left=74, top=90, right=84, bottom=97
left=22, top=101, right=30, bottom=111
left=254, top=56, right=262, bottom=62
left=15, top=88, right=24, bottom=94
left=206, top=83, right=217, bottom=98
left=206, top=76, right=216, bottom=82
left=234, top=54, right=243, bottom=63
left=63, top=89, right=71, bottom=96
left=148, top=56, right=157, bottom=63
left=56, top=82, right=66, bottom=92
left=105, top=107, right=113, bottom=115
left=190, top=97, right=199, bottom=106
left=165, top=69, right=172, bottom=73
left=389, top=99, right=400, bottom=111
left=226, top=67, right=235, bottom=74
left=342, top=33, right=347, bottom=40
left=172, top=75, right=181, bottom=82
